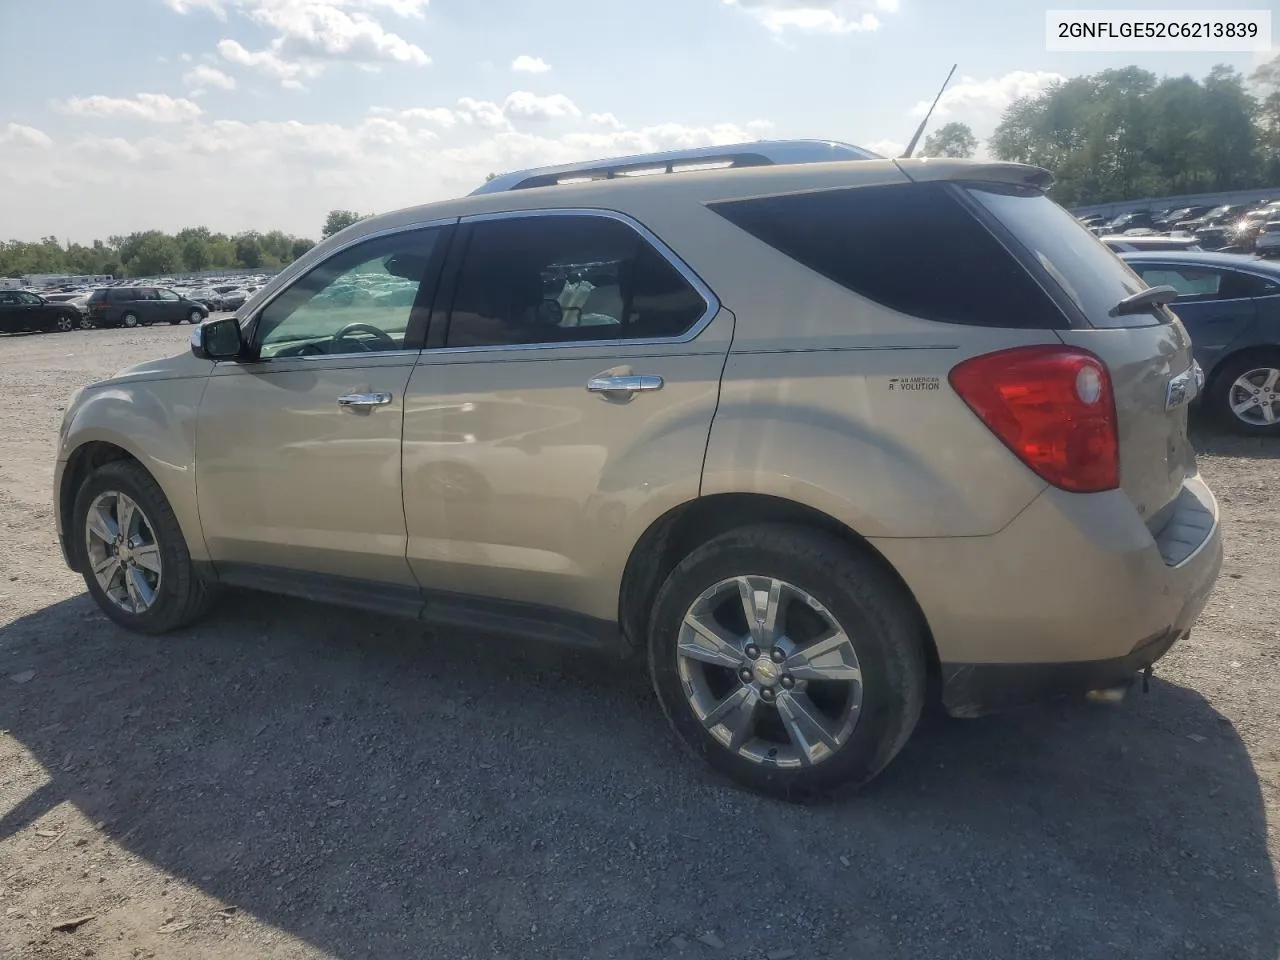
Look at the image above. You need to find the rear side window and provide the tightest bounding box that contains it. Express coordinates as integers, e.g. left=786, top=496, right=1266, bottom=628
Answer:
left=966, top=185, right=1153, bottom=329
left=710, top=183, right=1065, bottom=328
left=446, top=214, right=708, bottom=348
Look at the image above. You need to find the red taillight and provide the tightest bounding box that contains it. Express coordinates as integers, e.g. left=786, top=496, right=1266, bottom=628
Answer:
left=948, top=345, right=1119, bottom=493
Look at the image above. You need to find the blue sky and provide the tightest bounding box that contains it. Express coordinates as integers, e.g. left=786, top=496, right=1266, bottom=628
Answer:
left=0, top=0, right=1272, bottom=241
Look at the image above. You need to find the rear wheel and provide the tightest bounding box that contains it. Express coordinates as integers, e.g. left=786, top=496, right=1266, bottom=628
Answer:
left=120, top=312, right=140, bottom=329
left=72, top=460, right=212, bottom=633
left=648, top=524, right=927, bottom=800
left=1209, top=350, right=1280, bottom=436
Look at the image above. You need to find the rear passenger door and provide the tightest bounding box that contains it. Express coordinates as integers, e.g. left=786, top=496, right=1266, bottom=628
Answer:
left=1130, top=262, right=1265, bottom=371
left=134, top=288, right=162, bottom=325
left=401, top=210, right=733, bottom=622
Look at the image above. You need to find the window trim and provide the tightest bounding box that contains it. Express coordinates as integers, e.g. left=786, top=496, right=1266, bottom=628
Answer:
left=428, top=207, right=720, bottom=355
left=235, top=217, right=458, bottom=363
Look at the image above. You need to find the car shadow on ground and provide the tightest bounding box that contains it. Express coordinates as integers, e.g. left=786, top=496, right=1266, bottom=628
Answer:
left=0, top=591, right=1276, bottom=960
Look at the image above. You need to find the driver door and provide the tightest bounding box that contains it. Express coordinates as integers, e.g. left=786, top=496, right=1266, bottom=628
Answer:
left=195, top=223, right=452, bottom=590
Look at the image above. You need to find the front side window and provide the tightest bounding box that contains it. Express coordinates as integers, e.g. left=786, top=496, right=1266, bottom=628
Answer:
left=158, top=289, right=181, bottom=301
left=445, top=214, right=708, bottom=348
left=254, top=227, right=444, bottom=359
left=17, top=292, right=42, bottom=305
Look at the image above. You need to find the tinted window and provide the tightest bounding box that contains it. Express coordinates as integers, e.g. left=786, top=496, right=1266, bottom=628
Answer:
left=968, top=186, right=1153, bottom=329
left=1132, top=265, right=1280, bottom=301
left=0, top=292, right=18, bottom=305
left=158, top=289, right=181, bottom=301
left=16, top=292, right=41, bottom=305
left=710, top=183, right=1064, bottom=328
left=255, top=227, right=443, bottom=358
left=446, top=214, right=707, bottom=348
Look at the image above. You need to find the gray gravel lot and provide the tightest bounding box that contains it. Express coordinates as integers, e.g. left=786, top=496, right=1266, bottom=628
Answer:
left=1, top=324, right=1277, bottom=960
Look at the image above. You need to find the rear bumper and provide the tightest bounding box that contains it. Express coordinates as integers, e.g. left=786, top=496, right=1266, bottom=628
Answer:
left=939, top=628, right=1182, bottom=717
left=873, top=474, right=1222, bottom=715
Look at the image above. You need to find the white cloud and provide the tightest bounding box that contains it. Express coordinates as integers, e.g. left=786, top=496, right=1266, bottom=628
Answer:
left=1, top=123, right=54, bottom=149
left=58, top=93, right=203, bottom=123
left=371, top=105, right=457, bottom=127
left=184, top=64, right=238, bottom=95
left=511, top=54, right=551, bottom=74
left=249, top=2, right=430, bottom=65
left=746, top=119, right=776, bottom=134
left=865, top=137, right=904, bottom=157
left=217, top=38, right=322, bottom=88
left=589, top=112, right=622, bottom=129
left=723, top=0, right=896, bottom=33
left=911, top=70, right=1065, bottom=122
left=456, top=97, right=511, bottom=130
left=502, top=91, right=580, bottom=122
left=180, top=52, right=194, bottom=62
left=0, top=112, right=769, bottom=240
left=164, top=0, right=227, bottom=17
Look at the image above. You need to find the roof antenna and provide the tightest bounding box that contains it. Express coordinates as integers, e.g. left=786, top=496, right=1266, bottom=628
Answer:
left=901, top=64, right=957, bottom=159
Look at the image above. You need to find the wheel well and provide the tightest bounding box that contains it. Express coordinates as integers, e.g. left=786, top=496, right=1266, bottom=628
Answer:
left=59, top=442, right=141, bottom=570
left=1207, top=345, right=1280, bottom=392
left=618, top=493, right=940, bottom=686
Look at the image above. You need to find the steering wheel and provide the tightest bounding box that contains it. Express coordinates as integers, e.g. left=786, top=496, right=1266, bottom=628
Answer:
left=332, top=322, right=397, bottom=352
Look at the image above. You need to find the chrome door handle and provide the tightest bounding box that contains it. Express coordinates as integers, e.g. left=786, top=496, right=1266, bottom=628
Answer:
left=586, top=375, right=664, bottom=394
left=337, top=392, right=392, bottom=408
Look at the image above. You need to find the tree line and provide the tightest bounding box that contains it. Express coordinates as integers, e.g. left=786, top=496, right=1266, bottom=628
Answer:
left=987, top=56, right=1280, bottom=206
left=0, top=210, right=376, bottom=280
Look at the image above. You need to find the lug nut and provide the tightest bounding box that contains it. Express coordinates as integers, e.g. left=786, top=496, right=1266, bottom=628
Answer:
left=760, top=687, right=776, bottom=702
left=781, top=676, right=795, bottom=689
left=744, top=644, right=760, bottom=660
left=739, top=667, right=754, bottom=683
left=770, top=647, right=786, bottom=664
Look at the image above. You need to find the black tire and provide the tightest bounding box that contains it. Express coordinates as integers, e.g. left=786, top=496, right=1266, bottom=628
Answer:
left=53, top=313, right=75, bottom=333
left=77, top=315, right=95, bottom=330
left=120, top=312, right=140, bottom=328
left=1208, top=349, right=1280, bottom=436
left=72, top=460, right=212, bottom=634
left=648, top=523, right=927, bottom=800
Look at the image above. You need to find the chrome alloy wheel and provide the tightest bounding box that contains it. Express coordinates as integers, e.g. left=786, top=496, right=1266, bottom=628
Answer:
left=676, top=576, right=863, bottom=768
left=84, top=491, right=163, bottom=613
left=1229, top=367, right=1280, bottom=426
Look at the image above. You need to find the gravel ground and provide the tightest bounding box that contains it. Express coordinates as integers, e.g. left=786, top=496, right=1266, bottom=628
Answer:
left=1, top=325, right=1277, bottom=960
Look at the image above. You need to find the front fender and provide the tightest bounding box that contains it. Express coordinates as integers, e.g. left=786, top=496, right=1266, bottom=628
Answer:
left=58, top=376, right=211, bottom=563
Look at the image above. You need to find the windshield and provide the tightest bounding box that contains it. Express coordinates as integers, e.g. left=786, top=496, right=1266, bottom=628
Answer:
left=967, top=185, right=1156, bottom=329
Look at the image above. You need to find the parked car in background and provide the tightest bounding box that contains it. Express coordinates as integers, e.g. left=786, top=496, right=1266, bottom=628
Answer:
left=0, top=289, right=86, bottom=333
left=42, top=292, right=95, bottom=327
left=55, top=148, right=1221, bottom=798
left=1254, top=221, right=1280, bottom=258
left=1102, top=235, right=1201, bottom=253
left=1122, top=250, right=1280, bottom=435
left=1105, top=210, right=1156, bottom=233
left=86, top=287, right=209, bottom=328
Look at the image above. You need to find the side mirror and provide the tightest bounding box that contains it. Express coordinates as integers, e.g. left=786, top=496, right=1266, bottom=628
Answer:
left=191, top=316, right=244, bottom=360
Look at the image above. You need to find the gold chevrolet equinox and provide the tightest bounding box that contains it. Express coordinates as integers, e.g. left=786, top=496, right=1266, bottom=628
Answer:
left=55, top=142, right=1223, bottom=797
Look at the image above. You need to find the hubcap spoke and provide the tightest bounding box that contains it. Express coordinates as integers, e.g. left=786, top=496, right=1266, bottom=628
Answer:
left=776, top=690, right=843, bottom=763
left=132, top=543, right=162, bottom=574
left=1262, top=402, right=1278, bottom=424
left=126, top=566, right=155, bottom=612
left=679, top=613, right=747, bottom=668
left=1233, top=396, right=1259, bottom=415
left=86, top=505, right=118, bottom=545
left=92, top=555, right=121, bottom=591
left=701, top=687, right=761, bottom=751
left=1264, top=369, right=1279, bottom=392
left=784, top=628, right=862, bottom=682
left=736, top=576, right=784, bottom=646
left=115, top=494, right=138, bottom=543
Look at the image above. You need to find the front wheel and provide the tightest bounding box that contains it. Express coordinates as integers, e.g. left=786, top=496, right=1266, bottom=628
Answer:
left=1209, top=350, right=1280, bottom=436
left=77, top=315, right=95, bottom=330
left=120, top=312, right=139, bottom=328
left=72, top=460, right=212, bottom=633
left=188, top=310, right=204, bottom=324
left=53, top=313, right=75, bottom=333
left=648, top=524, right=927, bottom=800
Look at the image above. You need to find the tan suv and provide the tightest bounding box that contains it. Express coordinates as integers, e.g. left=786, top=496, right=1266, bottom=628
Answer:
left=55, top=143, right=1223, bottom=798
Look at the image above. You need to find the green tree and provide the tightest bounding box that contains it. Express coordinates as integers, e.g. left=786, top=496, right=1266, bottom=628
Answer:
left=322, top=209, right=367, bottom=239
left=127, top=232, right=184, bottom=276
left=291, top=238, right=316, bottom=261
left=922, top=122, right=978, bottom=158
left=235, top=232, right=264, bottom=269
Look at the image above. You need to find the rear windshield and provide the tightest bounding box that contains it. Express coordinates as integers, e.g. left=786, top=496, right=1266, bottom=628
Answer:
left=967, top=185, right=1158, bottom=328
left=709, top=182, right=1066, bottom=328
